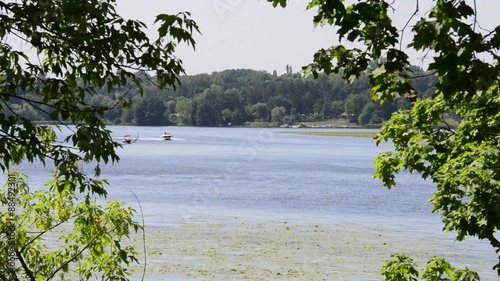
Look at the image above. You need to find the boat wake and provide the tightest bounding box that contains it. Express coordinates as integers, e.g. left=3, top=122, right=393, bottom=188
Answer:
left=140, top=137, right=181, bottom=141
left=114, top=137, right=185, bottom=142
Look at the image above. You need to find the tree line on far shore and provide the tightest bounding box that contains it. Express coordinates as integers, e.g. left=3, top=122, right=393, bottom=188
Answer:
left=7, top=66, right=438, bottom=127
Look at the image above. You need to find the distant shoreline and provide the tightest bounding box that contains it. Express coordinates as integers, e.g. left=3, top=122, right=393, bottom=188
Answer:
left=281, top=131, right=378, bottom=138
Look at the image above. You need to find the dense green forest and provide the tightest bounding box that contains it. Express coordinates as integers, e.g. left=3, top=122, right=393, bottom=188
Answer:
left=7, top=66, right=438, bottom=127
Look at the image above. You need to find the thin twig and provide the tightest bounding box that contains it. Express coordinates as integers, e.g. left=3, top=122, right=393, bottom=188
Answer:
left=126, top=188, right=147, bottom=281
left=399, top=0, right=419, bottom=51
left=408, top=71, right=438, bottom=80
left=20, top=220, right=70, bottom=253
left=473, top=0, right=477, bottom=32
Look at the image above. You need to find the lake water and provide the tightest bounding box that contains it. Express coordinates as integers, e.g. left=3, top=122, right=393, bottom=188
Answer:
left=109, top=127, right=432, bottom=216
left=5, top=126, right=498, bottom=279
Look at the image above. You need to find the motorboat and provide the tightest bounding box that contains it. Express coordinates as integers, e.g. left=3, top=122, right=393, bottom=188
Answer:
left=161, top=132, right=173, bottom=140
left=123, top=134, right=138, bottom=144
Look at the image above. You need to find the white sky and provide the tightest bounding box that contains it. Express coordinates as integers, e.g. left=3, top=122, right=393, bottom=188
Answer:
left=114, top=0, right=499, bottom=75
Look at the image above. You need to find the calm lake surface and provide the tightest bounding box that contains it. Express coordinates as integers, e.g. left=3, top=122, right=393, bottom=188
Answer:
left=7, top=126, right=498, bottom=279
left=42, top=126, right=435, bottom=221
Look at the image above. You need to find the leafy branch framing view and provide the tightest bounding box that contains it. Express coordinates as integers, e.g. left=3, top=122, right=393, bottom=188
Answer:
left=268, top=0, right=500, bottom=279
left=0, top=0, right=198, bottom=279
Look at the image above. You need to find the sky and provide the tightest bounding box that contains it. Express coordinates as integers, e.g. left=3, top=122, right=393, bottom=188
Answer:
left=114, top=0, right=500, bottom=75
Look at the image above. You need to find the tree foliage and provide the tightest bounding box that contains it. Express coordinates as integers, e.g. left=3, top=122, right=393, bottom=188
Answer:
left=269, top=0, right=500, bottom=277
left=1, top=172, right=141, bottom=280
left=5, top=61, right=440, bottom=126
left=45, top=68, right=437, bottom=126
left=1, top=0, right=198, bottom=279
left=381, top=254, right=480, bottom=281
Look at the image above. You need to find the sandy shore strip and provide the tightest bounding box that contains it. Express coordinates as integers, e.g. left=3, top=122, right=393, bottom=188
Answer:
left=126, top=213, right=498, bottom=280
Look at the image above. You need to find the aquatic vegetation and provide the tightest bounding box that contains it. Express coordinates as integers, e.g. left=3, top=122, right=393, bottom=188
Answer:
left=126, top=214, right=495, bottom=280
